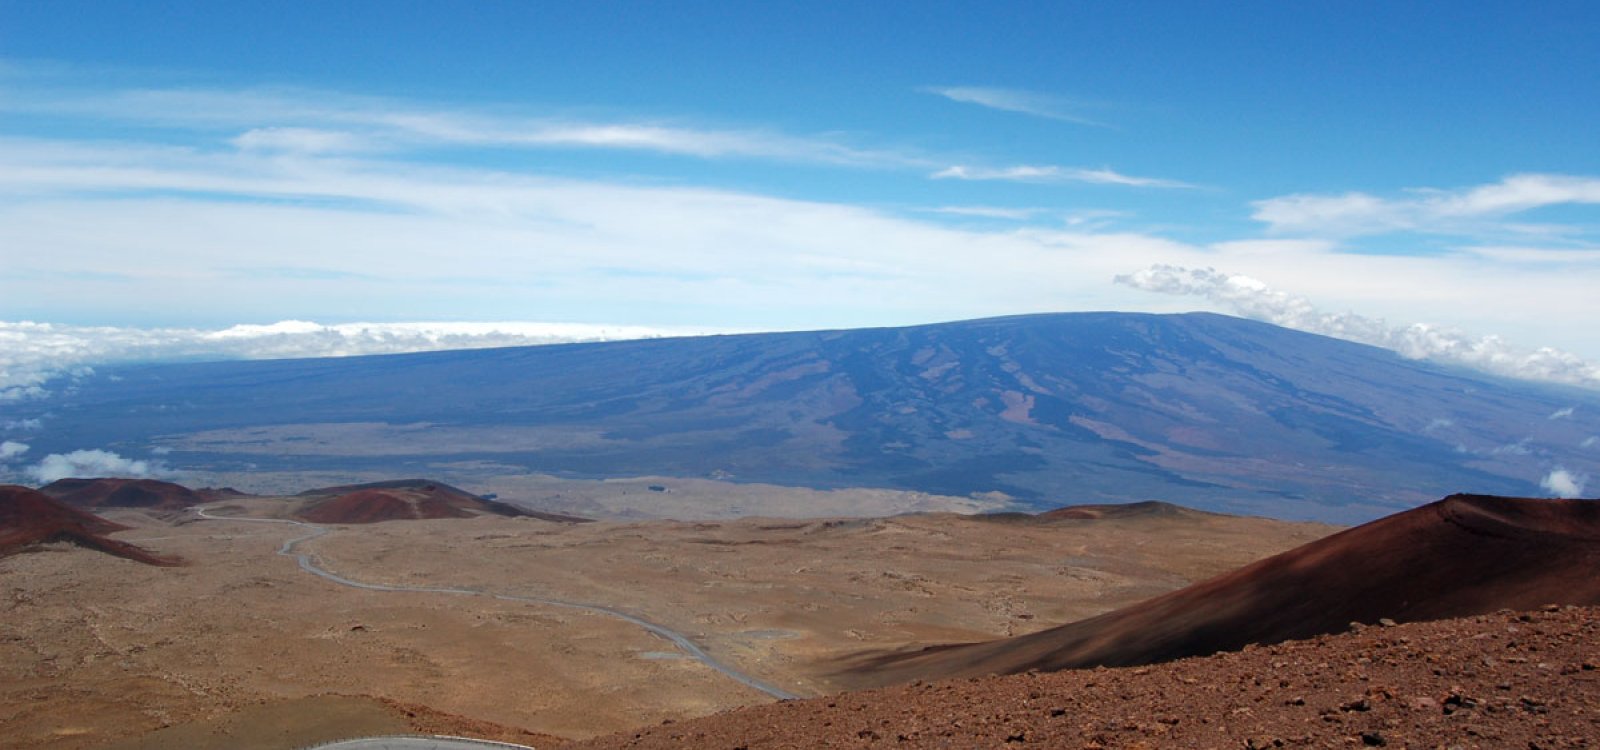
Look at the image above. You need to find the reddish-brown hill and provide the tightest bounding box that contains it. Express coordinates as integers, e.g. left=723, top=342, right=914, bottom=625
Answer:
left=0, top=485, right=179, bottom=566
left=841, top=494, right=1600, bottom=687
left=294, top=479, right=590, bottom=524
left=1036, top=500, right=1209, bottom=521
left=196, top=486, right=251, bottom=502
left=39, top=477, right=206, bottom=511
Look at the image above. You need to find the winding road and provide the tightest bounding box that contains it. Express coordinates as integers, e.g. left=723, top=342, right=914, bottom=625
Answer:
left=193, top=507, right=801, bottom=701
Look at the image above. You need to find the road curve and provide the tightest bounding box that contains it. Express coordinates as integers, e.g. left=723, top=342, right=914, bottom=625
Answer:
left=192, top=507, right=802, bottom=701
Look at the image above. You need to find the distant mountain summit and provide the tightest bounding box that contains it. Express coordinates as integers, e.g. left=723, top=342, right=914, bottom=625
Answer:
left=17, top=313, right=1600, bottom=522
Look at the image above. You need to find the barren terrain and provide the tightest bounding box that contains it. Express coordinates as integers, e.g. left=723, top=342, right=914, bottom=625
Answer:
left=0, top=494, right=1331, bottom=748
left=572, top=605, right=1600, bottom=749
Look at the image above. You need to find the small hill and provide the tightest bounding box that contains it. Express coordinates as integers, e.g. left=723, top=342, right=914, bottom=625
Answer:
left=295, top=479, right=589, bottom=524
left=39, top=477, right=206, bottom=511
left=841, top=494, right=1600, bottom=687
left=196, top=486, right=251, bottom=502
left=1036, top=500, right=1208, bottom=520
left=0, top=485, right=180, bottom=566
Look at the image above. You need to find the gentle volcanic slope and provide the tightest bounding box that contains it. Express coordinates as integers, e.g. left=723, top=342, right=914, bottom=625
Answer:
left=39, top=478, right=206, bottom=511
left=0, top=485, right=178, bottom=565
left=16, top=313, right=1600, bottom=521
left=840, top=494, right=1600, bottom=688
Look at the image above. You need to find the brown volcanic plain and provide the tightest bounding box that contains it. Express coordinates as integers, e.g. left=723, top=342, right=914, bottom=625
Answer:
left=1, top=482, right=1331, bottom=749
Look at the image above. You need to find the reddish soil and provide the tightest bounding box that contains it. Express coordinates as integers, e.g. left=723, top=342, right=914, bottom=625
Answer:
left=294, top=478, right=590, bottom=524
left=569, top=605, right=1600, bottom=750
left=0, top=485, right=179, bottom=566
left=844, top=495, right=1600, bottom=686
left=38, top=477, right=206, bottom=511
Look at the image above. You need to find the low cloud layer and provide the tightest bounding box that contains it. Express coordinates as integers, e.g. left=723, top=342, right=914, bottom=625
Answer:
left=26, top=449, right=161, bottom=484
left=1540, top=468, right=1589, bottom=499
left=0, top=441, right=28, bottom=461
left=1116, top=265, right=1600, bottom=389
left=0, top=320, right=711, bottom=401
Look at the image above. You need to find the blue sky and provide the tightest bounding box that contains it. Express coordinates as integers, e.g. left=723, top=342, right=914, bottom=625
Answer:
left=1, top=1, right=1599, bottom=389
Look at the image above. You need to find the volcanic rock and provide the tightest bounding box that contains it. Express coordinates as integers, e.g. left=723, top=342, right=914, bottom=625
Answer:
left=567, top=606, right=1600, bottom=750
left=844, top=494, right=1600, bottom=686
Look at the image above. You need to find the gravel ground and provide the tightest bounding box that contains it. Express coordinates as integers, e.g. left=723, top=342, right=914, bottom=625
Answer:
left=568, top=606, right=1600, bottom=749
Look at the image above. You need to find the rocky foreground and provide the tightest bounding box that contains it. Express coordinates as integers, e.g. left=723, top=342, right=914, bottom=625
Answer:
left=568, top=605, right=1599, bottom=749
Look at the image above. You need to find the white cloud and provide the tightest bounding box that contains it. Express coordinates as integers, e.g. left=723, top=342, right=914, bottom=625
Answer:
left=932, top=164, right=1191, bottom=188
left=922, top=86, right=1105, bottom=126
left=1115, top=264, right=1600, bottom=389
left=925, top=205, right=1044, bottom=220
left=232, top=127, right=370, bottom=154
left=2, top=72, right=1598, bottom=380
left=1463, top=246, right=1600, bottom=264
left=1253, top=174, right=1600, bottom=236
left=3, top=419, right=43, bottom=431
left=0, top=441, right=28, bottom=461
left=1550, top=406, right=1576, bottom=420
left=0, top=320, right=718, bottom=399
left=26, top=449, right=161, bottom=483
left=1583, top=436, right=1599, bottom=449
left=5, top=83, right=927, bottom=170
left=1540, top=468, right=1589, bottom=498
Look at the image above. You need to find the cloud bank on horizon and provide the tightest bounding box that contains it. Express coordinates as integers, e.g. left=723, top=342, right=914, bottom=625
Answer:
left=1116, top=265, right=1600, bottom=390
left=0, top=320, right=710, bottom=402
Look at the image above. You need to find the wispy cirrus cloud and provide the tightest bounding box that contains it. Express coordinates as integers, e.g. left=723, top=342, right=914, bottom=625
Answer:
left=932, top=164, right=1191, bottom=188
left=4, top=81, right=930, bottom=169
left=922, top=86, right=1106, bottom=126
left=1253, top=173, right=1600, bottom=237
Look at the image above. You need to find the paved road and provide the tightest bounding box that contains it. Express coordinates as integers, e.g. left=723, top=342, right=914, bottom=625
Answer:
left=193, top=507, right=801, bottom=701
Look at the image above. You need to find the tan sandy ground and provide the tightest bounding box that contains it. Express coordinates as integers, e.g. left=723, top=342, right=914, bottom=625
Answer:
left=0, top=498, right=1335, bottom=749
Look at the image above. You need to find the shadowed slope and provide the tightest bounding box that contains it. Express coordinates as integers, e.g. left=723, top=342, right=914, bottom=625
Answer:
left=841, top=494, right=1600, bottom=687
left=0, top=485, right=180, bottom=566
left=39, top=478, right=206, bottom=511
